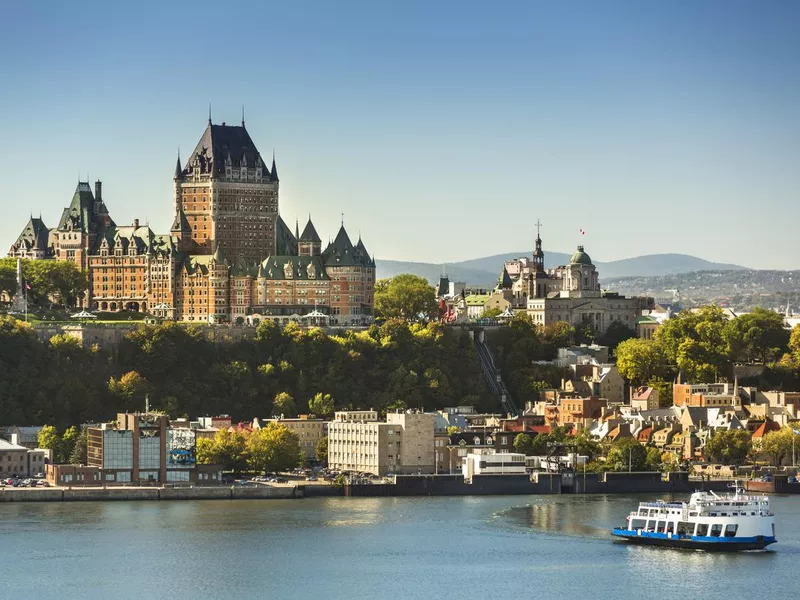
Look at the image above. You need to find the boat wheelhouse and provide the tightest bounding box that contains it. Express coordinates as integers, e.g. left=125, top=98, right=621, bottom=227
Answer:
left=611, top=485, right=776, bottom=551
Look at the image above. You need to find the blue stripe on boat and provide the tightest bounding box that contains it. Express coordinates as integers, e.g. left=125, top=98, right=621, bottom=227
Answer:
left=612, top=528, right=776, bottom=545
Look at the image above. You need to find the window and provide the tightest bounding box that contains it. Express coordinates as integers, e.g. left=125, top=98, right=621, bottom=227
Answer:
left=710, top=524, right=723, bottom=537
left=724, top=524, right=738, bottom=538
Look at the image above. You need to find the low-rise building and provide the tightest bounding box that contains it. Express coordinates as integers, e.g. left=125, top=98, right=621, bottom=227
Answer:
left=327, top=410, right=435, bottom=476
left=0, top=439, right=31, bottom=477
left=631, top=386, right=660, bottom=411
left=263, top=416, right=326, bottom=462
left=462, top=450, right=526, bottom=477
left=4, top=426, right=43, bottom=449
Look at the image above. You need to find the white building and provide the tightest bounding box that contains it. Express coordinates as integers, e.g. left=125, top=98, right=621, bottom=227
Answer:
left=327, top=410, right=436, bottom=476
left=462, top=450, right=526, bottom=478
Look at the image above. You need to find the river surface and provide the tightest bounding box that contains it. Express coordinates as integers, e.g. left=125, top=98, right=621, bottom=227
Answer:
left=2, top=493, right=799, bottom=599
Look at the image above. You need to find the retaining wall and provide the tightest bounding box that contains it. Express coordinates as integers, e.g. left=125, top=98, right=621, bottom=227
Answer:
left=0, top=485, right=299, bottom=502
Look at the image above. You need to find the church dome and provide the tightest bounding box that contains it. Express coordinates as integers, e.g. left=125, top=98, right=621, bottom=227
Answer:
left=570, top=245, right=593, bottom=265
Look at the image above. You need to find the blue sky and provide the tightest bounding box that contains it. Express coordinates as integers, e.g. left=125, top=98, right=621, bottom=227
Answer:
left=1, top=1, right=798, bottom=269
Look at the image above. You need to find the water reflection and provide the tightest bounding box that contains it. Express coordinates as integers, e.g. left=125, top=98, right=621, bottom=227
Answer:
left=502, top=496, right=622, bottom=539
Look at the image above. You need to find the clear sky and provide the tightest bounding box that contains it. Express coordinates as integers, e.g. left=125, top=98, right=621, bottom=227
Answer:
left=1, top=1, right=798, bottom=269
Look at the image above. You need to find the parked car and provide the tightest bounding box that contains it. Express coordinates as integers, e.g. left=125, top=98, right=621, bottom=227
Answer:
left=305, top=476, right=317, bottom=481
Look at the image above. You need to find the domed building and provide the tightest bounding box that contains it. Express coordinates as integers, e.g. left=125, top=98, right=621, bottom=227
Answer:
left=503, top=229, right=652, bottom=335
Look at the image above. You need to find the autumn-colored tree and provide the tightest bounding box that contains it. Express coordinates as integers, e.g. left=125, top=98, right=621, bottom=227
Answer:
left=108, top=371, right=150, bottom=410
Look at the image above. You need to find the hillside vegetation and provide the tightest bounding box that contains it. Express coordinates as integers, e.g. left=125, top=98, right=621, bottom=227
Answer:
left=0, top=317, right=492, bottom=429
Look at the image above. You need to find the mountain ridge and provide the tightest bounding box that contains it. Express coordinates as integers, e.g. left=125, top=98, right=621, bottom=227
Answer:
left=376, top=252, right=746, bottom=286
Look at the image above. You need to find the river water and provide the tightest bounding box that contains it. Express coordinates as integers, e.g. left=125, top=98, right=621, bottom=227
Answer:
left=3, top=494, right=799, bottom=599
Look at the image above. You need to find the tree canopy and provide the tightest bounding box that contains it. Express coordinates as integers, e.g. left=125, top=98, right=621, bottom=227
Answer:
left=374, top=274, right=438, bottom=321
left=0, top=316, right=493, bottom=429
left=0, top=258, right=87, bottom=307
left=615, top=338, right=667, bottom=386
left=704, top=429, right=752, bottom=465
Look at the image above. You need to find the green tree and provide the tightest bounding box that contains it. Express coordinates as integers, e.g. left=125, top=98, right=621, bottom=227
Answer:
left=704, top=429, right=752, bottom=465
left=615, top=338, right=666, bottom=386
left=315, top=436, right=329, bottom=464
left=48, top=261, right=89, bottom=307
left=513, top=433, right=535, bottom=455
left=656, top=306, right=730, bottom=382
left=273, top=392, right=296, bottom=417
left=480, top=307, right=503, bottom=319
left=196, top=429, right=249, bottom=473
left=446, top=425, right=461, bottom=435
left=760, top=427, right=794, bottom=467
left=60, top=426, right=80, bottom=464
left=789, top=325, right=800, bottom=362
left=69, top=428, right=88, bottom=464
left=0, top=259, right=17, bottom=297
left=572, top=428, right=600, bottom=460
left=540, top=321, right=575, bottom=352
left=374, top=274, right=438, bottom=321
left=246, top=423, right=301, bottom=474
left=308, top=392, right=335, bottom=417
left=725, top=307, right=790, bottom=364
left=37, top=425, right=61, bottom=460
left=606, top=437, right=647, bottom=472
left=598, top=321, right=636, bottom=352
left=644, top=446, right=662, bottom=470
left=574, top=319, right=595, bottom=345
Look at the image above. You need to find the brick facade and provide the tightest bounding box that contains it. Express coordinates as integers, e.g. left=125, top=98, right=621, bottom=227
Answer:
left=8, top=120, right=376, bottom=324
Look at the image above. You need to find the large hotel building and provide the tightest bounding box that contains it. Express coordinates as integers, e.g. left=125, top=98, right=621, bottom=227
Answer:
left=8, top=117, right=376, bottom=324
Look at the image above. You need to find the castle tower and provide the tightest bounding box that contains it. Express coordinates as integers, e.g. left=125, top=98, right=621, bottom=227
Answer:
left=175, top=119, right=279, bottom=263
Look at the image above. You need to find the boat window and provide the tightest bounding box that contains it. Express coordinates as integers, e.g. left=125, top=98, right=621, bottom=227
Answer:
left=724, top=524, right=738, bottom=538
left=655, top=521, right=665, bottom=533
left=677, top=522, right=693, bottom=536
left=696, top=523, right=709, bottom=536
left=710, top=524, right=723, bottom=537
left=630, top=519, right=646, bottom=530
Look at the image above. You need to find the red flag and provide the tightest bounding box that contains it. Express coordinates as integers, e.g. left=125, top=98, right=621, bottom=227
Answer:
left=25, top=283, right=31, bottom=290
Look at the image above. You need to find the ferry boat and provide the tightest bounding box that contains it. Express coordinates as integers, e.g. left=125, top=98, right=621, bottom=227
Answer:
left=611, top=484, right=776, bottom=551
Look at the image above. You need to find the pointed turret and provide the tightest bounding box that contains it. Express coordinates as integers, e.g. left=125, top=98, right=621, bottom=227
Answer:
left=355, top=236, right=374, bottom=267
left=270, top=153, right=279, bottom=182
left=212, top=243, right=226, bottom=264
left=322, top=225, right=358, bottom=266
left=298, top=217, right=322, bottom=256
left=174, top=153, right=183, bottom=180
left=170, top=207, right=192, bottom=233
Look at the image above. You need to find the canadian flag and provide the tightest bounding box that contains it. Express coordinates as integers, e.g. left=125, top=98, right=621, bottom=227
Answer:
left=579, top=228, right=586, bottom=236
left=25, top=283, right=31, bottom=290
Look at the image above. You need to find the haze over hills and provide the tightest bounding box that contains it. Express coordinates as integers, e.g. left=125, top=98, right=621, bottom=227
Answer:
left=375, top=252, right=746, bottom=287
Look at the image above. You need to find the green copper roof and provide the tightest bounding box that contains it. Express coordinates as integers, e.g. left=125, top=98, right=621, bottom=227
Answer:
left=259, top=255, right=330, bottom=280
left=569, top=245, right=593, bottom=265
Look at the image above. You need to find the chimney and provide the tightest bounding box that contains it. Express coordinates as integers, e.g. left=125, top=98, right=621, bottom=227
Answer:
left=95, top=180, right=102, bottom=202
left=133, top=218, right=140, bottom=229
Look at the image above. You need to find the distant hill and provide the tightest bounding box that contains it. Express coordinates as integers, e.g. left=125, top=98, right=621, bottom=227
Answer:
left=376, top=252, right=745, bottom=286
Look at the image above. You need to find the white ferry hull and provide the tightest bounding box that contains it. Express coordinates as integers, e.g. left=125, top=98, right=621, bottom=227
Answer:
left=612, top=528, right=777, bottom=551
